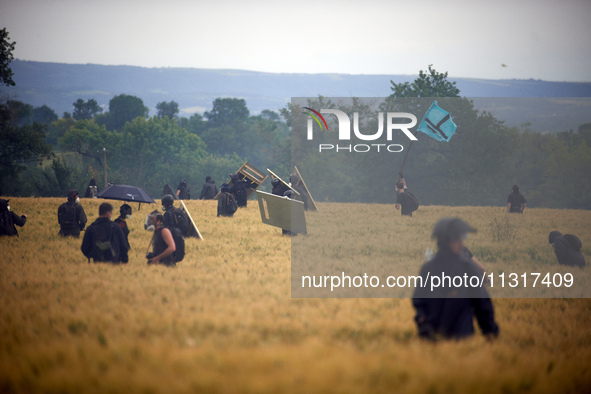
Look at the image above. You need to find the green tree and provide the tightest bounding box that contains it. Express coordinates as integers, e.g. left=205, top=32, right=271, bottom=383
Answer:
left=156, top=101, right=179, bottom=119
left=388, top=64, right=460, bottom=98
left=46, top=117, right=76, bottom=146
left=0, top=99, right=54, bottom=194
left=178, top=113, right=206, bottom=136
left=32, top=105, right=58, bottom=124
left=0, top=28, right=16, bottom=87
left=113, top=116, right=207, bottom=195
left=72, top=98, right=103, bottom=120
left=58, top=119, right=113, bottom=167
left=96, top=94, right=149, bottom=131
left=204, top=98, right=249, bottom=128
left=5, top=100, right=33, bottom=126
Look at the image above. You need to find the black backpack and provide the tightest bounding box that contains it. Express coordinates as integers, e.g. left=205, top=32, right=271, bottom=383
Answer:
left=405, top=190, right=420, bottom=212
left=226, top=193, right=238, bottom=214
left=92, top=222, right=117, bottom=262
left=0, top=211, right=16, bottom=236
left=59, top=202, right=77, bottom=227
left=169, top=226, right=185, bottom=262
left=172, top=207, right=190, bottom=236
left=564, top=234, right=582, bottom=251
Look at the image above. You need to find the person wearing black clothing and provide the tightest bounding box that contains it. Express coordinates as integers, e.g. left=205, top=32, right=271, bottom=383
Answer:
left=549, top=231, right=586, bottom=268
left=229, top=174, right=248, bottom=207
left=145, top=211, right=176, bottom=266
left=161, top=194, right=190, bottom=236
left=412, top=218, right=499, bottom=340
left=507, top=184, right=526, bottom=213
left=217, top=183, right=237, bottom=217
left=198, top=176, right=218, bottom=200
left=162, top=194, right=179, bottom=231
left=81, top=203, right=128, bottom=264
left=395, top=178, right=413, bottom=217
left=0, top=198, right=27, bottom=237
left=176, top=179, right=190, bottom=200
left=58, top=190, right=87, bottom=237
left=113, top=203, right=132, bottom=250
left=271, top=178, right=290, bottom=197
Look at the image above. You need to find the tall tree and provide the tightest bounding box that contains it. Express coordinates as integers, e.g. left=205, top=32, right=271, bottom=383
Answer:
left=204, top=98, right=249, bottom=128
left=32, top=105, right=58, bottom=124
left=58, top=119, right=113, bottom=166
left=388, top=64, right=460, bottom=98
left=96, top=94, right=149, bottom=131
left=0, top=28, right=16, bottom=87
left=0, top=99, right=53, bottom=193
left=156, top=101, right=179, bottom=119
left=72, top=98, right=103, bottom=120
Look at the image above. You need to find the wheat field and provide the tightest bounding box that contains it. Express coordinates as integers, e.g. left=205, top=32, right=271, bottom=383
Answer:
left=1, top=197, right=590, bottom=393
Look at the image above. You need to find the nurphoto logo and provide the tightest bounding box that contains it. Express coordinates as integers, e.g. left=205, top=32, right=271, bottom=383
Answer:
left=304, top=108, right=417, bottom=153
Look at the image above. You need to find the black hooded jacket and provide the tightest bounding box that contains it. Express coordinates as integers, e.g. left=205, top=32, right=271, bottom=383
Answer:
left=199, top=179, right=218, bottom=200
left=549, top=231, right=585, bottom=268
left=412, top=248, right=499, bottom=339
left=0, top=199, right=26, bottom=237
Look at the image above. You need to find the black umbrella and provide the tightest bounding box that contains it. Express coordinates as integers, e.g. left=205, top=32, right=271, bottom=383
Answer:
left=96, top=184, right=156, bottom=210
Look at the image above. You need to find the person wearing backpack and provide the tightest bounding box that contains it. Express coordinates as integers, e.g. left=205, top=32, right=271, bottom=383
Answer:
left=395, top=176, right=418, bottom=217
left=217, top=183, right=237, bottom=217
left=0, top=198, right=27, bottom=237
left=549, top=231, right=586, bottom=268
left=176, top=179, right=191, bottom=200
left=229, top=174, right=248, bottom=207
left=161, top=194, right=190, bottom=236
left=58, top=190, right=87, bottom=237
left=145, top=210, right=182, bottom=266
left=81, top=203, right=128, bottom=264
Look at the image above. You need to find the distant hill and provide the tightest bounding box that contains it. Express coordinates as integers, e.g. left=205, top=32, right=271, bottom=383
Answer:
left=2, top=60, right=591, bottom=133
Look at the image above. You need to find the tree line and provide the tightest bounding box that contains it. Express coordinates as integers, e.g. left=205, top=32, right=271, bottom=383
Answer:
left=283, top=66, right=591, bottom=209
left=1, top=62, right=590, bottom=209
left=0, top=93, right=291, bottom=198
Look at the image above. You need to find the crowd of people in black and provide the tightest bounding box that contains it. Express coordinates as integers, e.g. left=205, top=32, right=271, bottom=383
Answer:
left=0, top=174, right=586, bottom=342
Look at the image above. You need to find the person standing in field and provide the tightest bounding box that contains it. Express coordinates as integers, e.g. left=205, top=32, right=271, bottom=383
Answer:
left=548, top=231, right=586, bottom=268
left=145, top=210, right=177, bottom=266
left=229, top=174, right=248, bottom=207
left=198, top=176, right=218, bottom=200
left=507, top=184, right=526, bottom=213
left=176, top=179, right=190, bottom=200
left=0, top=198, right=27, bottom=237
left=81, top=203, right=128, bottom=264
left=58, top=190, right=87, bottom=238
left=412, top=218, right=499, bottom=340
left=161, top=194, right=190, bottom=236
left=395, top=175, right=418, bottom=217
left=113, top=203, right=132, bottom=250
left=217, top=183, right=237, bottom=217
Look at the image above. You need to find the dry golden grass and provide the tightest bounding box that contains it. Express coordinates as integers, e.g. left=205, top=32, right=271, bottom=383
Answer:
left=1, top=198, right=590, bottom=393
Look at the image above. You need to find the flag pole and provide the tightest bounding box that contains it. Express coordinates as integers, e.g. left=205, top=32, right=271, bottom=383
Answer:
left=398, top=131, right=416, bottom=182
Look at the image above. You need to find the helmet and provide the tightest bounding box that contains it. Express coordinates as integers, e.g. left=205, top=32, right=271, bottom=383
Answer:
left=271, top=178, right=281, bottom=187
left=161, top=194, right=175, bottom=208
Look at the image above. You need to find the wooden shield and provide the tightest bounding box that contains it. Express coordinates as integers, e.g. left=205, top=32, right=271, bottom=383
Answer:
left=215, top=161, right=268, bottom=200
left=256, top=191, right=307, bottom=234
left=179, top=200, right=203, bottom=240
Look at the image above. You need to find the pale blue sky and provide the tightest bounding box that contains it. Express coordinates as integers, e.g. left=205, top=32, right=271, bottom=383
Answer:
left=1, top=0, right=590, bottom=81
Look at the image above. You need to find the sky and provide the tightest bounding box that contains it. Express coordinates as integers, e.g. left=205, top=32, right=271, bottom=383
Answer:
left=1, top=0, right=590, bottom=82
